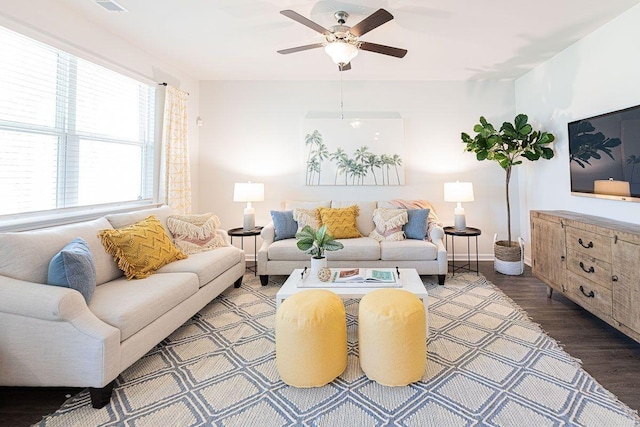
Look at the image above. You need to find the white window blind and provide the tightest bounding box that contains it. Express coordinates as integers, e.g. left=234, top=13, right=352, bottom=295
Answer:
left=0, top=26, right=156, bottom=218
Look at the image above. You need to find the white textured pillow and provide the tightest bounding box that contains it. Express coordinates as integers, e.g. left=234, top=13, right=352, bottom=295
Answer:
left=167, top=213, right=227, bottom=255
left=293, top=208, right=320, bottom=233
left=369, top=208, right=408, bottom=242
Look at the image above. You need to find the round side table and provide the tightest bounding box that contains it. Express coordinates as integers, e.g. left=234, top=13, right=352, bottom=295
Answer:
left=443, top=226, right=481, bottom=276
left=228, top=227, right=263, bottom=276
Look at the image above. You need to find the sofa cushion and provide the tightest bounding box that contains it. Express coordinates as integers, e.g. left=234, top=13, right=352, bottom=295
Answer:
left=106, top=205, right=174, bottom=237
left=331, top=201, right=376, bottom=236
left=270, top=210, right=297, bottom=241
left=284, top=200, right=331, bottom=210
left=268, top=239, right=310, bottom=261
left=318, top=206, right=362, bottom=239
left=370, top=208, right=408, bottom=242
left=0, top=217, right=121, bottom=286
left=99, top=215, right=187, bottom=280
left=403, top=209, right=430, bottom=240
left=330, top=237, right=380, bottom=261
left=293, top=208, right=321, bottom=233
left=380, top=240, right=438, bottom=261
left=157, top=246, right=243, bottom=287
left=167, top=212, right=227, bottom=254
left=47, top=237, right=97, bottom=303
left=89, top=272, right=199, bottom=341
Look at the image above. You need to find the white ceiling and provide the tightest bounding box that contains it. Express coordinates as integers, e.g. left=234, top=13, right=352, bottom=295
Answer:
left=62, top=0, right=640, bottom=81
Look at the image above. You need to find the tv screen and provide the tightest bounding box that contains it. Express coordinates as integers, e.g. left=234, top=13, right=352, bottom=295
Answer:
left=568, top=104, right=640, bottom=202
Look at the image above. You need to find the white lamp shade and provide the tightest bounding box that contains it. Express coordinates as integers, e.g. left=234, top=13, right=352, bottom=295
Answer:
left=444, top=182, right=474, bottom=202
left=324, top=42, right=359, bottom=65
left=233, top=182, right=264, bottom=202
left=594, top=179, right=630, bottom=196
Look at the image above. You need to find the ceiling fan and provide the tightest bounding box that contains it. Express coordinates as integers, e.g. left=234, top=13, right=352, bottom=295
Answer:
left=277, top=8, right=407, bottom=71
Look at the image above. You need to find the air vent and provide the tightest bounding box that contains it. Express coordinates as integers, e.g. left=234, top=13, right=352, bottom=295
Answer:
left=94, top=0, right=128, bottom=12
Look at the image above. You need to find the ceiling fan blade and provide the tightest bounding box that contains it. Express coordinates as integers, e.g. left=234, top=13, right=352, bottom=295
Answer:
left=349, top=9, right=394, bottom=37
left=277, top=43, right=325, bottom=55
left=339, top=62, right=352, bottom=71
left=359, top=42, right=407, bottom=58
left=280, top=10, right=330, bottom=36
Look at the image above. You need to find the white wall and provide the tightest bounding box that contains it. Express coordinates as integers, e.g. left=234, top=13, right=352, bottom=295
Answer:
left=0, top=1, right=202, bottom=211
left=198, top=80, right=515, bottom=260
left=516, top=3, right=640, bottom=260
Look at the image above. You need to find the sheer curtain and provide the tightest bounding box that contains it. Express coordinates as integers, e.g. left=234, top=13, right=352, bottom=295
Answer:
left=160, top=85, right=192, bottom=214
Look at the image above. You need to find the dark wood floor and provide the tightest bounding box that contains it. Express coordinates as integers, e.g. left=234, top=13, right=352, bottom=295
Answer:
left=2, top=262, right=640, bottom=426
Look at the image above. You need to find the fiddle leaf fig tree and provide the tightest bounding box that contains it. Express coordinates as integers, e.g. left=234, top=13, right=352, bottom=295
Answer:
left=461, top=114, right=555, bottom=245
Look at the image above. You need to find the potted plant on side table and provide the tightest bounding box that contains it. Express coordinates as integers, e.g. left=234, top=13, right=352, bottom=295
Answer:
left=461, top=114, right=555, bottom=275
left=296, top=224, right=344, bottom=279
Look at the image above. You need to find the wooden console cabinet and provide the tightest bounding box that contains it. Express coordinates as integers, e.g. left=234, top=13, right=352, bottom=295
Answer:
left=531, top=210, right=640, bottom=343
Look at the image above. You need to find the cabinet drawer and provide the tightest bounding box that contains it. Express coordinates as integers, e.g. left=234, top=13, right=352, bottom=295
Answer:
left=566, top=227, right=611, bottom=263
left=566, top=271, right=612, bottom=317
left=566, top=249, right=612, bottom=290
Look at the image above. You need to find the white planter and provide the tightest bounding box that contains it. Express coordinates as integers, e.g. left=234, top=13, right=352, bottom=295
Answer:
left=310, top=257, right=327, bottom=279
left=493, top=234, right=524, bottom=275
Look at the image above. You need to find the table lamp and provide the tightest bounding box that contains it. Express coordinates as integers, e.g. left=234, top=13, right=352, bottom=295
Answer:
left=444, top=181, right=474, bottom=231
left=233, top=182, right=264, bottom=231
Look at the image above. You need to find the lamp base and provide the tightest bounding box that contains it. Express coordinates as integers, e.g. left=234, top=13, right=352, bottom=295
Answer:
left=243, top=213, right=255, bottom=231
left=454, top=214, right=466, bottom=232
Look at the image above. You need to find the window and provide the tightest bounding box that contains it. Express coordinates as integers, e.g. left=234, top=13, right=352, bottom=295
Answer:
left=0, top=26, right=156, bottom=219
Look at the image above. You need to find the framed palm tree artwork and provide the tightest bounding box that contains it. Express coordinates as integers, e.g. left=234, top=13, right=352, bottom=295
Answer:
left=302, top=117, right=405, bottom=186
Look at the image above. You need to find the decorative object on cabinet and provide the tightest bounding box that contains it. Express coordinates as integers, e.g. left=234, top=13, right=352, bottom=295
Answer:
left=462, top=115, right=555, bottom=274
left=531, top=210, right=640, bottom=344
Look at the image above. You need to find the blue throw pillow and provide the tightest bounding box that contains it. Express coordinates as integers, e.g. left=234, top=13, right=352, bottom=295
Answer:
left=271, top=210, right=298, bottom=241
left=47, top=237, right=97, bottom=303
left=403, top=209, right=430, bottom=240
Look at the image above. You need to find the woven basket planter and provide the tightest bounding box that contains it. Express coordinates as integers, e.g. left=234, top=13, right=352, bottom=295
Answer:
left=493, top=235, right=524, bottom=275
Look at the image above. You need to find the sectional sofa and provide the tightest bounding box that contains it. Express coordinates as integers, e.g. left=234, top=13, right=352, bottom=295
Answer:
left=258, top=200, right=447, bottom=285
left=0, top=206, right=245, bottom=408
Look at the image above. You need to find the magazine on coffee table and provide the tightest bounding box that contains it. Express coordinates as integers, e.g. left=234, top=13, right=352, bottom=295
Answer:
left=297, top=268, right=401, bottom=288
left=332, top=268, right=397, bottom=284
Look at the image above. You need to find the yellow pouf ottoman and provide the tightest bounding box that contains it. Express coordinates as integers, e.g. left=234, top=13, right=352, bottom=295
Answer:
left=276, top=289, right=347, bottom=387
left=359, top=289, right=426, bottom=386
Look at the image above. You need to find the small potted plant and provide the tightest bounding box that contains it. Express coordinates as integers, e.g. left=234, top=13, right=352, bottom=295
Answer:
left=461, top=114, right=555, bottom=275
left=296, top=224, right=344, bottom=278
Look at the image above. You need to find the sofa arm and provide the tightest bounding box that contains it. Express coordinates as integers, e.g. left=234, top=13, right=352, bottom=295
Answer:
left=218, top=228, right=231, bottom=245
left=430, top=225, right=448, bottom=275
left=261, top=222, right=275, bottom=244
left=257, top=222, right=275, bottom=276
left=0, top=275, right=88, bottom=321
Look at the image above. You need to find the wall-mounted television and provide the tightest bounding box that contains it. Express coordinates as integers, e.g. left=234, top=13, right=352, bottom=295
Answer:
left=568, top=104, right=640, bottom=202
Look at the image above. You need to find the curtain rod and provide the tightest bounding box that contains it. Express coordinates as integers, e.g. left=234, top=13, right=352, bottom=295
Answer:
left=158, top=82, right=189, bottom=95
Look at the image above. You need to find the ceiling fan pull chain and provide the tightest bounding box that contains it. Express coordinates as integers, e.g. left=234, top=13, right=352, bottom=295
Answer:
left=340, top=70, right=344, bottom=119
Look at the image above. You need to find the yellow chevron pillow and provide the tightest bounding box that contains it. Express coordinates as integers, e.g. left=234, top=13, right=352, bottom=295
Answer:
left=317, top=205, right=362, bottom=239
left=99, top=215, right=187, bottom=280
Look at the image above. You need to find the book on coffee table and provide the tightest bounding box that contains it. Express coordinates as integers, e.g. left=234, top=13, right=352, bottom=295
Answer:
left=333, top=268, right=396, bottom=284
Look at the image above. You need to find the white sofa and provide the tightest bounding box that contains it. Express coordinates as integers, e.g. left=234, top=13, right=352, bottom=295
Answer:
left=0, top=206, right=245, bottom=408
left=258, top=200, right=447, bottom=286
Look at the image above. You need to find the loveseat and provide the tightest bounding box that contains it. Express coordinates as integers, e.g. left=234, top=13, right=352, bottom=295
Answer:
left=258, top=200, right=447, bottom=285
left=0, top=206, right=245, bottom=408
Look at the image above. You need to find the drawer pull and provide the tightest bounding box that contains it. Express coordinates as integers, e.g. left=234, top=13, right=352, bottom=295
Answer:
left=580, top=285, right=595, bottom=298
left=579, top=262, right=595, bottom=274
left=578, top=238, right=593, bottom=249
left=612, top=275, right=619, bottom=282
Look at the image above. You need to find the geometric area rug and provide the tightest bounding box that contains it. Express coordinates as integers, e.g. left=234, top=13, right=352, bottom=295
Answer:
left=36, top=273, right=640, bottom=427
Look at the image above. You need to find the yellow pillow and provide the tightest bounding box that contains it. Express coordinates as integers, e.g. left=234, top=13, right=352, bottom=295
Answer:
left=99, top=215, right=187, bottom=280
left=317, top=206, right=362, bottom=239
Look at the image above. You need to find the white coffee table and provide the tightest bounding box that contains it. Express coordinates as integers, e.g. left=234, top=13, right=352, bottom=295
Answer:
left=276, top=268, right=429, bottom=332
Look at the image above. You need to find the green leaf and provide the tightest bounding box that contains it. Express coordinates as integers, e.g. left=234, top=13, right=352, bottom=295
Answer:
left=541, top=147, right=554, bottom=159
left=514, top=114, right=528, bottom=130
left=477, top=151, right=488, bottom=161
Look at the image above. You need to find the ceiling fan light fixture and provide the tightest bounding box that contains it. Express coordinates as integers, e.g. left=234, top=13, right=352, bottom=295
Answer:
left=324, top=41, right=359, bottom=65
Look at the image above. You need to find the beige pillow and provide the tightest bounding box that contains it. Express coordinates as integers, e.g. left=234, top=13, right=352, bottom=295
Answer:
left=369, top=208, right=408, bottom=242
left=167, top=213, right=228, bottom=255
left=293, top=208, right=321, bottom=232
